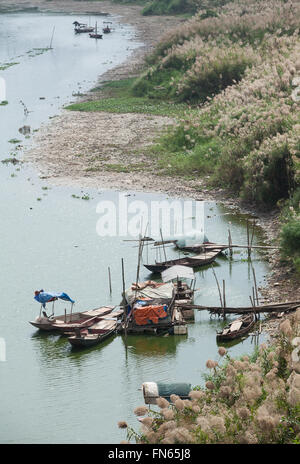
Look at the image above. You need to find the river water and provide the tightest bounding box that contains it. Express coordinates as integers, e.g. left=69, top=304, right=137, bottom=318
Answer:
left=0, top=12, right=269, bottom=444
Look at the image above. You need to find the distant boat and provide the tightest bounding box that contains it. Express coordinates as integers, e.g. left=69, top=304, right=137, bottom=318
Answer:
left=144, top=249, right=222, bottom=273
left=73, top=21, right=95, bottom=33
left=216, top=313, right=256, bottom=342
left=68, top=319, right=119, bottom=348
left=103, top=21, right=112, bottom=33
left=89, top=22, right=103, bottom=39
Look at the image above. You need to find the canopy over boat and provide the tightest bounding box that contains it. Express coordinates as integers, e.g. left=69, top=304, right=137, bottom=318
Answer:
left=161, top=265, right=195, bottom=283
left=34, top=290, right=75, bottom=308
left=125, top=282, right=174, bottom=305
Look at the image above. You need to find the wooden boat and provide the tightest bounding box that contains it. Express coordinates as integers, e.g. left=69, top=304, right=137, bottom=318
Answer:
left=176, top=241, right=228, bottom=253
left=103, top=24, right=111, bottom=33
left=216, top=314, right=256, bottom=342
left=68, top=319, right=118, bottom=348
left=75, top=27, right=95, bottom=34
left=89, top=22, right=103, bottom=39
left=144, top=249, right=222, bottom=273
left=29, top=305, right=115, bottom=331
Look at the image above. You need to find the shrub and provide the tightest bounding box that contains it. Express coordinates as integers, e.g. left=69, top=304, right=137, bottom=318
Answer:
left=121, top=312, right=300, bottom=444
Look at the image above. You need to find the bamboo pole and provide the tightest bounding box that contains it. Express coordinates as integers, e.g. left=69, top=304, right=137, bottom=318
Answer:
left=160, top=228, right=167, bottom=262
left=49, top=26, right=55, bottom=49
left=247, top=219, right=251, bottom=258
left=249, top=295, right=257, bottom=321
left=108, top=266, right=112, bottom=295
left=228, top=227, right=233, bottom=258
left=121, top=258, right=127, bottom=341
left=252, top=266, right=259, bottom=306
left=250, top=220, right=256, bottom=250
left=222, top=280, right=226, bottom=319
left=212, top=267, right=223, bottom=313
left=135, top=236, right=143, bottom=300
left=179, top=300, right=300, bottom=314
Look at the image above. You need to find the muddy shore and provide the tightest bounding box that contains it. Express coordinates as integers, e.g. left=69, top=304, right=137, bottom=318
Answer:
left=4, top=0, right=299, bottom=337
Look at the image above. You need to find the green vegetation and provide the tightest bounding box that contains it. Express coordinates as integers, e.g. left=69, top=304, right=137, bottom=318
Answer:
left=0, top=101, right=8, bottom=106
left=93, top=0, right=201, bottom=16
left=26, top=48, right=51, bottom=58
left=0, top=62, right=19, bottom=71
left=120, top=311, right=300, bottom=444
left=280, top=188, right=300, bottom=274
left=66, top=78, right=188, bottom=117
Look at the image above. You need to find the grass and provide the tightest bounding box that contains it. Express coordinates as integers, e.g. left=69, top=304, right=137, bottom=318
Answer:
left=66, top=96, right=187, bottom=117
left=0, top=62, right=19, bottom=71
left=0, top=101, right=8, bottom=106
left=66, top=77, right=189, bottom=117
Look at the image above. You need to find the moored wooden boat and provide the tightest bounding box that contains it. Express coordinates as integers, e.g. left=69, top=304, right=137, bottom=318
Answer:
left=29, top=305, right=115, bottom=331
left=68, top=319, right=118, bottom=348
left=89, top=22, right=103, bottom=39
left=176, top=241, right=228, bottom=253
left=89, top=32, right=103, bottom=39
left=144, top=249, right=222, bottom=273
left=216, top=314, right=256, bottom=342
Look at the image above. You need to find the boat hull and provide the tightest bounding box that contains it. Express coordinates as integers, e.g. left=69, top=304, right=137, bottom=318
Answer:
left=144, top=251, right=221, bottom=273
left=216, top=315, right=256, bottom=341
left=29, top=320, right=55, bottom=331
left=68, top=327, right=116, bottom=348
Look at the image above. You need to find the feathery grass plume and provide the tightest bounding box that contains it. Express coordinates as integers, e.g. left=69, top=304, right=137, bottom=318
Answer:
left=144, top=431, right=159, bottom=444
left=174, top=398, right=185, bottom=410
left=156, top=397, right=170, bottom=409
left=118, top=421, right=128, bottom=429
left=158, top=420, right=176, bottom=433
left=206, top=359, right=216, bottom=369
left=205, top=381, right=215, bottom=390
left=196, top=416, right=210, bottom=432
left=237, top=407, right=251, bottom=420
left=134, top=406, right=149, bottom=416
left=208, top=415, right=226, bottom=435
left=140, top=417, right=154, bottom=428
left=239, top=431, right=258, bottom=444
left=161, top=408, right=175, bottom=420
left=192, top=404, right=200, bottom=413
left=243, top=384, right=263, bottom=401
left=170, top=394, right=180, bottom=403
left=218, top=347, right=227, bottom=356
left=189, top=390, right=204, bottom=400
left=280, top=319, right=293, bottom=337
left=172, top=427, right=193, bottom=444
left=219, top=385, right=232, bottom=399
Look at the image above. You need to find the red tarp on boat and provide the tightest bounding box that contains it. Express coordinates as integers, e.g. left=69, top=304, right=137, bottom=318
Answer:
left=133, top=305, right=168, bottom=326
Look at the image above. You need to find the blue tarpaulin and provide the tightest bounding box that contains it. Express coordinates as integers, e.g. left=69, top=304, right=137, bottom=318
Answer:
left=34, top=291, right=75, bottom=308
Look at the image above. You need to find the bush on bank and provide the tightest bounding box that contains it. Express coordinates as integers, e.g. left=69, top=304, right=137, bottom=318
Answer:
left=110, top=0, right=201, bottom=16
left=129, top=0, right=300, bottom=209
left=119, top=310, right=300, bottom=444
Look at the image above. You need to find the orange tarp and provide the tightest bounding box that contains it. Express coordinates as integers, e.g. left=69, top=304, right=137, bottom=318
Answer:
left=133, top=305, right=168, bottom=326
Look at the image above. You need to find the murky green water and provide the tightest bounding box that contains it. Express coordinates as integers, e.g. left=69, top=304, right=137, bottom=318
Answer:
left=0, top=13, right=269, bottom=444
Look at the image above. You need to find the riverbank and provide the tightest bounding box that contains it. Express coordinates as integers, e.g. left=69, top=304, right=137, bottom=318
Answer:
left=11, top=0, right=299, bottom=336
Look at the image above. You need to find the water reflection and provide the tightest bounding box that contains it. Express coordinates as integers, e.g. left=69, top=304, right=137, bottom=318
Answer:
left=122, top=334, right=187, bottom=357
